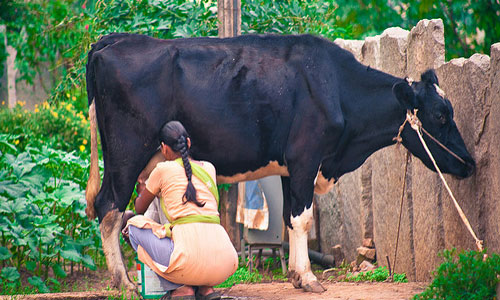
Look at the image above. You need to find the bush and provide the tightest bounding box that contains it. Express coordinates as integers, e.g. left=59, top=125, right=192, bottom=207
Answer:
left=343, top=266, right=408, bottom=283
left=0, top=99, right=90, bottom=155
left=413, top=249, right=500, bottom=300
left=0, top=133, right=102, bottom=294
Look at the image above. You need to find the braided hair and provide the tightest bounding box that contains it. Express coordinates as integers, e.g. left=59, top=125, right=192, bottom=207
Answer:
left=159, top=121, right=205, bottom=207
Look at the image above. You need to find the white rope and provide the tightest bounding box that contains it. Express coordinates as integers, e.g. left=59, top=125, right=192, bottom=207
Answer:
left=406, top=109, right=483, bottom=252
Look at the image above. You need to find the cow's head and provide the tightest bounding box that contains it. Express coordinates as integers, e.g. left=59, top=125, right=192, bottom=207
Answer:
left=393, top=69, right=475, bottom=178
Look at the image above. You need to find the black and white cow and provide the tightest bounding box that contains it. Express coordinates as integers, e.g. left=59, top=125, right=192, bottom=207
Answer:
left=85, top=33, right=475, bottom=292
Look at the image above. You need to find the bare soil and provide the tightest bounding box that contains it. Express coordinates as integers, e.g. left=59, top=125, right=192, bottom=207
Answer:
left=1, top=267, right=427, bottom=300
left=223, top=281, right=426, bottom=300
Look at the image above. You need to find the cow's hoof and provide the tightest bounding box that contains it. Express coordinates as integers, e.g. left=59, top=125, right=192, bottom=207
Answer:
left=302, top=281, right=326, bottom=293
left=287, top=270, right=302, bottom=289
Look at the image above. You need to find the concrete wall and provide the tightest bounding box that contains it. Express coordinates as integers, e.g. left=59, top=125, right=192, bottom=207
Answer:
left=318, top=19, right=500, bottom=281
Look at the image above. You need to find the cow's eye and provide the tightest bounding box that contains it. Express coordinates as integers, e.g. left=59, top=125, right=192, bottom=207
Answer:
left=435, top=112, right=446, bottom=124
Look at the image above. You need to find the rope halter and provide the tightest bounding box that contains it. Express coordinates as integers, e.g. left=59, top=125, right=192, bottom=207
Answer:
left=393, top=109, right=466, bottom=165
left=393, top=108, right=483, bottom=252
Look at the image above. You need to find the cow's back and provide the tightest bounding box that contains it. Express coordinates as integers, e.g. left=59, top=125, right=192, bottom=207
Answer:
left=87, top=33, right=352, bottom=176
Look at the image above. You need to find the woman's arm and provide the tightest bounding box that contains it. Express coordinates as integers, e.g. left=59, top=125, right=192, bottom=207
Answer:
left=134, top=186, right=156, bottom=214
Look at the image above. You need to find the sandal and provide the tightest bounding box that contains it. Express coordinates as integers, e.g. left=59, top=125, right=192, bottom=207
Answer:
left=161, top=291, right=197, bottom=300
left=196, top=291, right=221, bottom=300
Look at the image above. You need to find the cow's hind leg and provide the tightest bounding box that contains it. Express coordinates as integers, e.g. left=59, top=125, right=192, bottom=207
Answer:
left=100, top=209, right=136, bottom=292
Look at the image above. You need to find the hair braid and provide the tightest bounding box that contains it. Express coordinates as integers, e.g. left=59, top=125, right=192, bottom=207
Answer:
left=177, top=136, right=205, bottom=207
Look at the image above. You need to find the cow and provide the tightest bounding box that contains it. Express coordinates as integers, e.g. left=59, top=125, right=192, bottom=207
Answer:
left=85, top=33, right=475, bottom=293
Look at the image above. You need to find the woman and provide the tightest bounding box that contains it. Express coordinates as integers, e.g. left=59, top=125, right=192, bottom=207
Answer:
left=125, top=121, right=238, bottom=300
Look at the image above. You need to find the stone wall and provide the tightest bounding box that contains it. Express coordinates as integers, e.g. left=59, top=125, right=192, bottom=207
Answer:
left=318, top=19, right=500, bottom=281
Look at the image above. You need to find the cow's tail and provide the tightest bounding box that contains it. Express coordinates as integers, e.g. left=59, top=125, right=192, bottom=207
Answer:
left=85, top=100, right=100, bottom=220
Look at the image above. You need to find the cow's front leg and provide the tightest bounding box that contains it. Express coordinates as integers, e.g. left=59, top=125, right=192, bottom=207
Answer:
left=100, top=209, right=136, bottom=291
left=288, top=204, right=326, bottom=293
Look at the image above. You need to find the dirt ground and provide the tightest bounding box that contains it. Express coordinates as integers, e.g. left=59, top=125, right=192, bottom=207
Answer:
left=0, top=281, right=426, bottom=300
left=223, top=281, right=426, bottom=300
left=0, top=269, right=427, bottom=300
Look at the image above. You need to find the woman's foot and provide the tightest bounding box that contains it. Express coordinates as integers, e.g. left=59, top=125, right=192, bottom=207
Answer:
left=162, top=285, right=196, bottom=300
left=196, top=286, right=221, bottom=300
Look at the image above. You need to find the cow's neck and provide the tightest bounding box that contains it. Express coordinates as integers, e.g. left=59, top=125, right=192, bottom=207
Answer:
left=324, top=77, right=406, bottom=180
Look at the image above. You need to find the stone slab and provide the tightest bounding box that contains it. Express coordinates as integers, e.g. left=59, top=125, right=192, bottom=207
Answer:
left=407, top=19, right=445, bottom=79
left=483, top=43, right=500, bottom=253
left=436, top=54, right=490, bottom=252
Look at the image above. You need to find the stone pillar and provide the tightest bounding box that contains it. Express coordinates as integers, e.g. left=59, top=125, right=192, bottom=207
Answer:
left=371, top=27, right=417, bottom=280
left=218, top=0, right=241, bottom=38
left=407, top=19, right=445, bottom=78
left=334, top=39, right=364, bottom=61
left=361, top=36, right=381, bottom=69
left=317, top=170, right=364, bottom=263
left=436, top=54, right=489, bottom=252
left=483, top=43, right=500, bottom=254
left=407, top=19, right=446, bottom=281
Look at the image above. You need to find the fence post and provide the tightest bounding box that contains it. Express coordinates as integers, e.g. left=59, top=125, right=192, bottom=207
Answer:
left=218, top=0, right=241, bottom=38
left=217, top=0, right=241, bottom=250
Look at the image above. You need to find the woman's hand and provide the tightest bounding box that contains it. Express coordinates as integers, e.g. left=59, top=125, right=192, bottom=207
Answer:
left=121, top=210, right=135, bottom=245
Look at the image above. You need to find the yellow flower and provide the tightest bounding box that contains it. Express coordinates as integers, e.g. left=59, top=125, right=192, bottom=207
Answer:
left=14, top=140, right=19, bottom=145
left=79, top=145, right=85, bottom=152
left=74, top=131, right=78, bottom=135
left=1, top=101, right=5, bottom=105
left=66, top=93, right=71, bottom=98
left=34, top=108, right=39, bottom=113
left=51, top=111, right=59, bottom=118
left=83, top=139, right=88, bottom=145
left=18, top=101, right=25, bottom=107
left=24, top=109, right=28, bottom=114
left=72, top=96, right=77, bottom=101
left=66, top=103, right=72, bottom=111
left=42, top=102, right=50, bottom=109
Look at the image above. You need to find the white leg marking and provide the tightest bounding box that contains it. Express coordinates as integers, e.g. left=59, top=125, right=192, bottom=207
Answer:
left=290, top=205, right=316, bottom=284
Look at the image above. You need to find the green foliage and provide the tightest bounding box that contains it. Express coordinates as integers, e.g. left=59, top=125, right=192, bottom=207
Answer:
left=0, top=133, right=103, bottom=295
left=413, top=249, right=500, bottom=300
left=241, top=0, right=351, bottom=39
left=0, top=0, right=219, bottom=108
left=334, top=0, right=500, bottom=59
left=215, top=265, right=263, bottom=288
left=1, top=0, right=499, bottom=110
left=0, top=100, right=90, bottom=155
left=343, top=266, right=408, bottom=283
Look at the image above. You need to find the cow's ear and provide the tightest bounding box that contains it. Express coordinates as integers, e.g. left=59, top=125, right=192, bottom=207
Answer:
left=393, top=81, right=418, bottom=110
left=421, top=69, right=439, bottom=85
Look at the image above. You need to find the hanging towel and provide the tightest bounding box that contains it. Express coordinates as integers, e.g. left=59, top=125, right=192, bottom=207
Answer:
left=236, top=180, right=269, bottom=230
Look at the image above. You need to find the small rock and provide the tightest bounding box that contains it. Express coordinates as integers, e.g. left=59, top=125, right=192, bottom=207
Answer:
left=331, top=245, right=345, bottom=267
left=362, top=238, right=375, bottom=248
left=357, top=246, right=376, bottom=260
left=359, top=260, right=376, bottom=272
left=350, top=260, right=357, bottom=269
